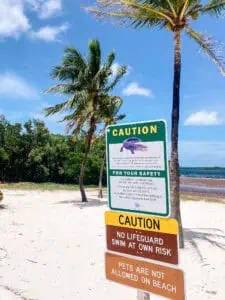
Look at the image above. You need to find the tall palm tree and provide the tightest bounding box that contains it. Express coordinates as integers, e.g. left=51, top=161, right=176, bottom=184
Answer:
left=98, top=100, right=126, bottom=199
left=45, top=40, right=127, bottom=202
left=85, top=0, right=225, bottom=247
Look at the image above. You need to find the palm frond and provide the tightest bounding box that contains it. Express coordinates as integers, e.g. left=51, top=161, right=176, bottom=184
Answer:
left=104, top=51, right=116, bottom=70
left=99, top=95, right=123, bottom=121
left=185, top=2, right=201, bottom=19
left=45, top=39, right=126, bottom=138
left=185, top=27, right=225, bottom=76
left=201, top=0, right=225, bottom=17
left=51, top=66, right=75, bottom=81
left=88, top=40, right=101, bottom=76
left=44, top=100, right=70, bottom=116
left=115, top=113, right=126, bottom=121
left=165, top=0, right=177, bottom=16
left=51, top=47, right=86, bottom=81
left=65, top=114, right=88, bottom=135
left=63, top=105, right=92, bottom=135
left=179, top=0, right=190, bottom=19
left=44, top=84, right=79, bottom=95
left=142, top=0, right=190, bottom=12
left=63, top=46, right=87, bottom=72
left=105, top=65, right=127, bottom=92
left=131, top=14, right=165, bottom=29
left=66, top=92, right=89, bottom=110
left=84, top=0, right=176, bottom=28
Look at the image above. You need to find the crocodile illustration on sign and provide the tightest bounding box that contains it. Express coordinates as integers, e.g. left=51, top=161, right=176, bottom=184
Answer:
left=120, top=137, right=148, bottom=154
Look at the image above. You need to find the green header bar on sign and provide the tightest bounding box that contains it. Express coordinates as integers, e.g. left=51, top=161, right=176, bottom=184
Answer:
left=109, top=170, right=166, bottom=178
left=107, top=120, right=166, bottom=144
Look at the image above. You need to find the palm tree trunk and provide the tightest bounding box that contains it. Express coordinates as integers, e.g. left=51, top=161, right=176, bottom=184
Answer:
left=0, top=190, right=3, bottom=201
left=79, top=120, right=95, bottom=202
left=170, top=28, right=184, bottom=249
left=98, top=151, right=106, bottom=199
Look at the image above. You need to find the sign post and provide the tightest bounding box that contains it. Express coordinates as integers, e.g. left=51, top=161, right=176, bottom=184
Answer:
left=104, top=120, right=185, bottom=300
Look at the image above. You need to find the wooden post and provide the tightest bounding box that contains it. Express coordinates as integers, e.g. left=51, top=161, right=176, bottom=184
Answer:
left=137, top=291, right=150, bottom=300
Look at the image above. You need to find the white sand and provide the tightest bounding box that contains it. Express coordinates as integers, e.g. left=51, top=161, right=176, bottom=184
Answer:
left=0, top=190, right=225, bottom=300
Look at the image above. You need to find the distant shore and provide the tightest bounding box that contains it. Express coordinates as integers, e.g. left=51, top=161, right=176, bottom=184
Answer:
left=1, top=177, right=225, bottom=204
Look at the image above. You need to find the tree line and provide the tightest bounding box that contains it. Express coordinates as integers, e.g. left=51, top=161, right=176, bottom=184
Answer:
left=0, top=116, right=106, bottom=186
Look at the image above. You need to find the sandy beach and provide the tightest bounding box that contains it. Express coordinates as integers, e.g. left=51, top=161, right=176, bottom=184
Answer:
left=0, top=188, right=225, bottom=300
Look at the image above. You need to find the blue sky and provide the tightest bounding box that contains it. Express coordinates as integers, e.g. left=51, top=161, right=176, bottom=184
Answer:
left=0, top=0, right=225, bottom=167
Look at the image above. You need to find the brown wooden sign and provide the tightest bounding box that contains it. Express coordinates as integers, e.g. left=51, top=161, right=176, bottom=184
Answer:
left=106, top=225, right=178, bottom=265
left=105, top=252, right=185, bottom=300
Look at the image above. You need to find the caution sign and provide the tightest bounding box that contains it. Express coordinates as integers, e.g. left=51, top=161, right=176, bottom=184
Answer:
left=105, top=211, right=178, bottom=265
left=105, top=211, right=178, bottom=234
left=106, top=120, right=170, bottom=217
left=105, top=253, right=185, bottom=300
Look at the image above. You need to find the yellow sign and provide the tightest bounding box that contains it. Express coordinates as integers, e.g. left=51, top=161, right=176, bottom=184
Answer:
left=105, top=211, right=178, bottom=235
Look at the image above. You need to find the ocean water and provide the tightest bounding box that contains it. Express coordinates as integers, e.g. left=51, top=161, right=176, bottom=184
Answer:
left=180, top=168, right=225, bottom=179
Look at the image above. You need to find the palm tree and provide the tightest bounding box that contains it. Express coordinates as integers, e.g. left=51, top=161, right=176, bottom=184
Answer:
left=85, top=0, right=225, bottom=247
left=45, top=40, right=127, bottom=202
left=98, top=100, right=126, bottom=199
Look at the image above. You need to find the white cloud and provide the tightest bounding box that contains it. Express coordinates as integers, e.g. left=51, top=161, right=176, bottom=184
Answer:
left=111, top=63, right=132, bottom=77
left=30, top=23, right=69, bottom=42
left=40, top=0, right=62, bottom=19
left=0, top=72, right=39, bottom=99
left=0, top=0, right=30, bottom=38
left=111, top=63, right=120, bottom=77
left=27, top=0, right=62, bottom=19
left=184, top=110, right=223, bottom=126
left=122, top=82, right=153, bottom=97
left=0, top=1, right=64, bottom=40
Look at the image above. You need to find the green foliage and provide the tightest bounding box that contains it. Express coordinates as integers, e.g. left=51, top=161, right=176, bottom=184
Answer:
left=0, top=117, right=106, bottom=185
left=44, top=39, right=127, bottom=137
left=86, top=0, right=225, bottom=76
left=44, top=40, right=126, bottom=201
left=202, top=0, right=225, bottom=17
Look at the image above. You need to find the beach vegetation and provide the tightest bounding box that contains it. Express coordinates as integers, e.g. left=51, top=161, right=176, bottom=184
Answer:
left=44, top=39, right=127, bottom=202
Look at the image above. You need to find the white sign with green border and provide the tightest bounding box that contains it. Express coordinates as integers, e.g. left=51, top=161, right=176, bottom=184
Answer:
left=106, top=120, right=170, bottom=217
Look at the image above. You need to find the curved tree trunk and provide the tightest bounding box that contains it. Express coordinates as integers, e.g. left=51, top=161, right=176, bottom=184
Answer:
left=98, top=151, right=106, bottom=199
left=170, top=28, right=184, bottom=249
left=79, top=119, right=96, bottom=202
left=0, top=190, right=3, bottom=201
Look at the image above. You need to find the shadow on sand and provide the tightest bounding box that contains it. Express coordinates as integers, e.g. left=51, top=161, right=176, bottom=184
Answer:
left=55, top=198, right=108, bottom=208
left=184, top=228, right=225, bottom=262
